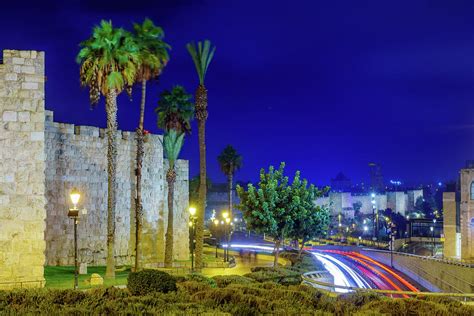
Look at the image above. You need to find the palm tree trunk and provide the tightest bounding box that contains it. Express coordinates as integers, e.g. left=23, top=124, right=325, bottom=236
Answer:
left=165, top=168, right=176, bottom=268
left=134, top=79, right=147, bottom=272
left=194, top=84, right=208, bottom=270
left=228, top=172, right=233, bottom=218
left=105, top=89, right=118, bottom=278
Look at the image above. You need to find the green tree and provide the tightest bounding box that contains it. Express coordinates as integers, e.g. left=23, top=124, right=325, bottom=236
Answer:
left=77, top=20, right=139, bottom=278
left=186, top=40, right=216, bottom=269
left=155, top=86, right=193, bottom=267
left=289, top=181, right=330, bottom=257
left=162, top=130, right=185, bottom=267
left=132, top=18, right=170, bottom=272
left=217, top=145, right=242, bottom=218
left=237, top=163, right=304, bottom=267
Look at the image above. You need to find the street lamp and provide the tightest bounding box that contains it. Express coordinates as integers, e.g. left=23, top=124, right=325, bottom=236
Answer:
left=213, top=219, right=219, bottom=258
left=189, top=207, right=197, bottom=272
left=68, top=188, right=81, bottom=290
left=430, top=226, right=435, bottom=256
left=225, top=217, right=231, bottom=262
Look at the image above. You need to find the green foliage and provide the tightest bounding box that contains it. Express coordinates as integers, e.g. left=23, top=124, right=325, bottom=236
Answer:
left=1, top=284, right=473, bottom=315
left=237, top=162, right=329, bottom=254
left=77, top=20, right=139, bottom=105
left=212, top=275, right=255, bottom=288
left=162, top=130, right=184, bottom=169
left=245, top=267, right=302, bottom=285
left=127, top=270, right=177, bottom=295
left=217, top=145, right=242, bottom=177
left=186, top=40, right=216, bottom=84
left=184, top=273, right=217, bottom=288
left=132, top=18, right=170, bottom=82
left=155, top=85, right=194, bottom=134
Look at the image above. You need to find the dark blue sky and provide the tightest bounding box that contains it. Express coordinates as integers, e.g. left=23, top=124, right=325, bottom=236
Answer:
left=2, top=0, right=474, bottom=186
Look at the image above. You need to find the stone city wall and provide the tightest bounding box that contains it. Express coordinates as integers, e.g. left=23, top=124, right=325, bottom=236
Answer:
left=44, top=111, right=190, bottom=266
left=0, top=49, right=190, bottom=289
left=0, top=50, right=46, bottom=288
left=316, top=190, right=422, bottom=217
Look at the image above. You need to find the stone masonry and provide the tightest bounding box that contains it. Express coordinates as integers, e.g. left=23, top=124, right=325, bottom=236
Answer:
left=0, top=50, right=46, bottom=288
left=0, top=50, right=190, bottom=288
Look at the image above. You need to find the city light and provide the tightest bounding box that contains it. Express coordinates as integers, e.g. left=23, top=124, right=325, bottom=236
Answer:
left=189, top=207, right=196, bottom=216
left=70, top=188, right=80, bottom=208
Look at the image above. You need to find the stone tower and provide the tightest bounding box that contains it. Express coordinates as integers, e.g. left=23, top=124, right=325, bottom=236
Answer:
left=0, top=50, right=46, bottom=288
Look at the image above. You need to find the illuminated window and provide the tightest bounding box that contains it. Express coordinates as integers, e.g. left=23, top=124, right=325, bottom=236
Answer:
left=471, top=182, right=474, bottom=200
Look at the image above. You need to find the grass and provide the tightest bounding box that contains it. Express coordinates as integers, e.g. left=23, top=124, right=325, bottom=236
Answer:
left=44, top=266, right=129, bottom=290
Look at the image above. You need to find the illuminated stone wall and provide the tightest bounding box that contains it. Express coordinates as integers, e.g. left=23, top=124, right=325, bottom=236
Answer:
left=43, top=114, right=190, bottom=267
left=459, top=169, right=474, bottom=260
left=0, top=50, right=46, bottom=288
left=0, top=50, right=190, bottom=289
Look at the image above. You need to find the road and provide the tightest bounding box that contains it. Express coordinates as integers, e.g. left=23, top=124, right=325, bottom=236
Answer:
left=311, top=249, right=421, bottom=296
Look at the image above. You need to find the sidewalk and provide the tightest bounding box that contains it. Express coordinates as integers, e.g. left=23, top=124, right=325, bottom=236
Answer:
left=201, top=248, right=289, bottom=277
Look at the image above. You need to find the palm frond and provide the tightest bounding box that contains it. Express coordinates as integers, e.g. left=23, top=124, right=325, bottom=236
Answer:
left=186, top=40, right=216, bottom=85
left=163, top=130, right=185, bottom=167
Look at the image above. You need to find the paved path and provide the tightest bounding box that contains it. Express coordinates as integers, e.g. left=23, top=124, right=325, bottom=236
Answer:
left=201, top=248, right=288, bottom=277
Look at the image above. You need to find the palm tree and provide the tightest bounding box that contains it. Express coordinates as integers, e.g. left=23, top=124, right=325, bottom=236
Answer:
left=132, top=18, right=170, bottom=272
left=217, top=145, right=242, bottom=218
left=186, top=40, right=216, bottom=269
left=155, top=86, right=194, bottom=267
left=162, top=130, right=185, bottom=268
left=77, top=20, right=139, bottom=278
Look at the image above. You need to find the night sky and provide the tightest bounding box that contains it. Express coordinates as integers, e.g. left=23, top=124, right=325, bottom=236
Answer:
left=2, top=1, right=474, bottom=186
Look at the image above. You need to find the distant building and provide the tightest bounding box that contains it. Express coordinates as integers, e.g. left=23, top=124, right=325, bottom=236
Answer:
left=315, top=190, right=422, bottom=218
left=368, top=162, right=384, bottom=192
left=330, top=172, right=352, bottom=192
left=443, top=164, right=474, bottom=261
left=206, top=183, right=240, bottom=220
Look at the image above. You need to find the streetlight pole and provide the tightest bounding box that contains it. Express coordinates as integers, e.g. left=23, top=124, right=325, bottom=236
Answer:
left=213, top=219, right=219, bottom=258
left=371, top=193, right=376, bottom=241
left=189, top=207, right=197, bottom=272
left=68, top=188, right=81, bottom=290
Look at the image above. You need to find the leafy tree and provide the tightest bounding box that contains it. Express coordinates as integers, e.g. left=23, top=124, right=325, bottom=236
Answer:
left=77, top=20, right=139, bottom=278
left=414, top=196, right=436, bottom=219
left=132, top=18, right=170, bottom=272
left=237, top=163, right=323, bottom=266
left=162, top=130, right=185, bottom=267
left=187, top=40, right=216, bottom=269
left=217, top=145, right=243, bottom=218
left=156, top=86, right=193, bottom=268
left=289, top=183, right=330, bottom=257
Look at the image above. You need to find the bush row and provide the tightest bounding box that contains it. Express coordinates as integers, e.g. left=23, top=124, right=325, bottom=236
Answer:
left=1, top=272, right=472, bottom=316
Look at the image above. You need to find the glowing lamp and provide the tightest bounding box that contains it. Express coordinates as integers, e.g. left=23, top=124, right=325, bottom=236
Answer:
left=214, top=219, right=219, bottom=225
left=189, top=207, right=197, bottom=216
left=225, top=217, right=231, bottom=224
left=222, top=211, right=229, bottom=219
left=70, top=188, right=80, bottom=208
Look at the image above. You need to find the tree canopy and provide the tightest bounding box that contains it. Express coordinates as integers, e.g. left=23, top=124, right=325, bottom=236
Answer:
left=217, top=145, right=242, bottom=177
left=155, top=85, right=194, bottom=134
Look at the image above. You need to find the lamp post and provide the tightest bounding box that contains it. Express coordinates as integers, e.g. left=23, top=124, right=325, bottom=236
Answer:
left=68, top=188, right=81, bottom=290
left=222, top=211, right=229, bottom=262
left=430, top=225, right=435, bottom=257
left=189, top=207, right=197, bottom=272
left=225, top=217, right=231, bottom=262
left=213, top=219, right=219, bottom=258
left=371, top=193, right=377, bottom=241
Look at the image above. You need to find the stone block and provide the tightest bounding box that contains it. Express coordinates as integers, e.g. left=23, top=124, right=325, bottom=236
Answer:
left=2, top=111, right=17, bottom=122
left=12, top=57, right=25, bottom=65
left=18, top=112, right=30, bottom=122
left=30, top=131, right=44, bottom=141
left=22, top=82, right=38, bottom=90
left=79, top=263, right=87, bottom=275
left=4, top=73, right=17, bottom=81
left=21, top=66, right=35, bottom=74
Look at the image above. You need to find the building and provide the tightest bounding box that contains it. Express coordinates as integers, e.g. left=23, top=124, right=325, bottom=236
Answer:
left=315, top=190, right=423, bottom=218
left=368, top=162, right=384, bottom=192
left=330, top=172, right=352, bottom=192
left=206, top=183, right=240, bottom=220
left=443, top=165, right=474, bottom=261
left=0, top=50, right=190, bottom=288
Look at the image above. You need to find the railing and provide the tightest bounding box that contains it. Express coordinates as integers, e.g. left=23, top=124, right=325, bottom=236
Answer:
left=301, top=274, right=474, bottom=301
left=363, top=248, right=474, bottom=268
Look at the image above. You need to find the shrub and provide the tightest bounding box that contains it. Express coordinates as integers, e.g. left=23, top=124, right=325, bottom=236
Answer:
left=212, top=275, right=255, bottom=288
left=127, top=270, right=177, bottom=295
left=245, top=267, right=302, bottom=285
left=183, top=273, right=217, bottom=288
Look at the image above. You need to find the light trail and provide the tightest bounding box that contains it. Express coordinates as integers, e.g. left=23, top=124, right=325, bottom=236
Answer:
left=311, top=252, right=371, bottom=291
left=311, top=252, right=352, bottom=293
